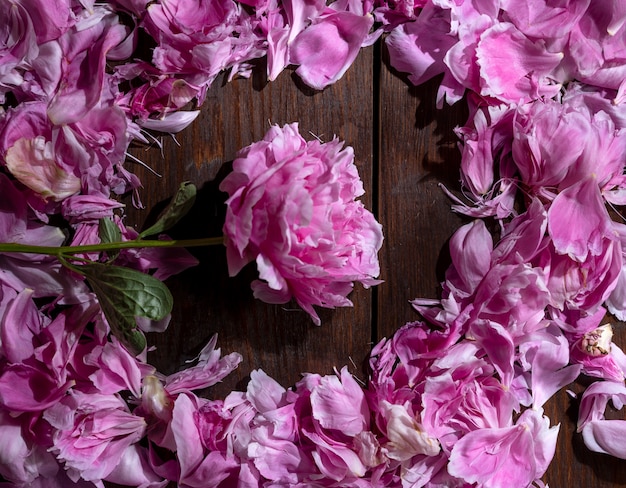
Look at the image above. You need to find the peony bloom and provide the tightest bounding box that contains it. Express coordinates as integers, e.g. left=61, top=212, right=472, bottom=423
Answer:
left=220, top=123, right=383, bottom=325
left=44, top=390, right=146, bottom=484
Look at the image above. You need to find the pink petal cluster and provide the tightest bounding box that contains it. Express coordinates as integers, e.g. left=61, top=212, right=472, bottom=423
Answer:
left=394, top=1, right=626, bottom=473
left=386, top=0, right=626, bottom=108
left=220, top=123, right=383, bottom=325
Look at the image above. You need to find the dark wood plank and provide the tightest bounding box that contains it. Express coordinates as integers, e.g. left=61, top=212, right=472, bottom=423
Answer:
left=125, top=47, right=376, bottom=396
left=376, top=56, right=466, bottom=340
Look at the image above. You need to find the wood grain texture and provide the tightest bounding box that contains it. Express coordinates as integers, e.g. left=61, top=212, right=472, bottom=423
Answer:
left=376, top=46, right=467, bottom=340
left=125, top=41, right=626, bottom=486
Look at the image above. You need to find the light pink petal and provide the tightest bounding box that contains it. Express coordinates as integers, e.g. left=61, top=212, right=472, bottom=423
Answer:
left=310, top=367, right=368, bottom=436
left=0, top=409, right=37, bottom=484
left=246, top=369, right=287, bottom=413
left=578, top=381, right=626, bottom=431
left=104, top=444, right=166, bottom=487
left=381, top=401, right=440, bottom=461
left=290, top=11, right=373, bottom=90
left=5, top=137, right=81, bottom=201
left=138, top=110, right=201, bottom=133
left=171, top=393, right=204, bottom=480
left=582, top=420, right=626, bottom=459
left=606, top=265, right=626, bottom=320
left=518, top=328, right=581, bottom=408
left=448, top=409, right=558, bottom=488
left=502, top=0, right=590, bottom=39
left=165, top=336, right=242, bottom=395
left=248, top=429, right=304, bottom=483
left=386, top=3, right=457, bottom=87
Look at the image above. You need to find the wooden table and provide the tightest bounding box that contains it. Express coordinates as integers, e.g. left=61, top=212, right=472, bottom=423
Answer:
left=126, top=42, right=626, bottom=487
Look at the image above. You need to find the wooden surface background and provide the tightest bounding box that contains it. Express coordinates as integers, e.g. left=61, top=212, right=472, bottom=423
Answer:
left=125, top=42, right=626, bottom=487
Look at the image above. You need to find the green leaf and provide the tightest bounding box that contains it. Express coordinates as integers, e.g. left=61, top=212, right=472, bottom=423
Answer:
left=99, top=218, right=122, bottom=244
left=139, top=182, right=197, bottom=238
left=79, top=262, right=173, bottom=355
left=98, top=218, right=122, bottom=261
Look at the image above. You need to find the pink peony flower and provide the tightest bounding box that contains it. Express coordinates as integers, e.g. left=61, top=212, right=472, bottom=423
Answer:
left=220, top=122, right=383, bottom=325
left=44, top=390, right=146, bottom=484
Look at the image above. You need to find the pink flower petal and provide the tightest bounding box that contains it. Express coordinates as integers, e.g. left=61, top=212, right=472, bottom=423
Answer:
left=476, top=22, right=563, bottom=102
left=291, top=11, right=373, bottom=90
left=448, top=409, right=558, bottom=488
left=582, top=420, right=626, bottom=459
left=547, top=177, right=615, bottom=262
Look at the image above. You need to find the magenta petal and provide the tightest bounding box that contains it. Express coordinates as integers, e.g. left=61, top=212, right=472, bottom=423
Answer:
left=448, top=220, right=493, bottom=293
left=548, top=177, right=615, bottom=262
left=470, top=320, right=515, bottom=386
left=502, top=0, right=590, bottom=39
left=1, top=289, right=41, bottom=363
left=48, top=14, right=129, bottom=125
left=0, top=363, right=72, bottom=411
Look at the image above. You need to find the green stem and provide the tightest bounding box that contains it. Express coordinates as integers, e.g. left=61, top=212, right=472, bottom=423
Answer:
left=0, top=236, right=224, bottom=257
